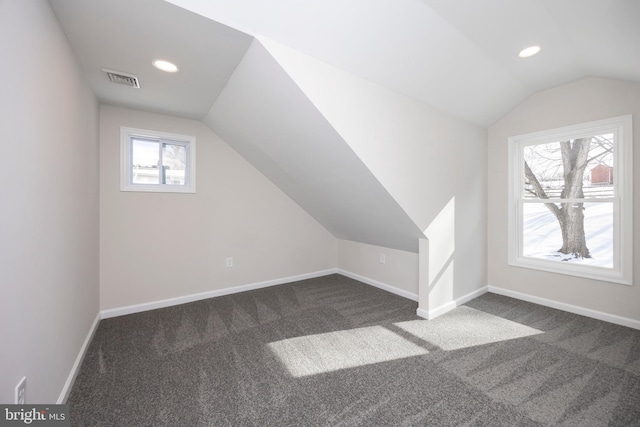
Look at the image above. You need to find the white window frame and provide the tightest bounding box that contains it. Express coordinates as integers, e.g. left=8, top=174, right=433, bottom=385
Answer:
left=120, top=127, right=196, bottom=193
left=507, top=115, right=632, bottom=285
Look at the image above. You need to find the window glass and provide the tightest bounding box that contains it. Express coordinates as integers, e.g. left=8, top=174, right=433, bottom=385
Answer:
left=121, top=127, right=196, bottom=193
left=522, top=202, right=613, bottom=268
left=132, top=138, right=160, bottom=185
left=162, top=142, right=187, bottom=186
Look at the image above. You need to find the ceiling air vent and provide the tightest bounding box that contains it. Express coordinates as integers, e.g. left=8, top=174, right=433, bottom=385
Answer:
left=102, top=68, right=140, bottom=88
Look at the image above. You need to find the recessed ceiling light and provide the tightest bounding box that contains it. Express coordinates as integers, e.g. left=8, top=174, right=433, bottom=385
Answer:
left=152, top=60, right=179, bottom=73
left=518, top=45, right=541, bottom=58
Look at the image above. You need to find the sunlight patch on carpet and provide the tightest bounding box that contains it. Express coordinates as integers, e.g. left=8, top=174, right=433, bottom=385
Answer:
left=267, top=325, right=428, bottom=377
left=394, top=306, right=542, bottom=351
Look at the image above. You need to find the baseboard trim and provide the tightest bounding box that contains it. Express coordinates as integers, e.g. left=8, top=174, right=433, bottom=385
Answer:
left=416, top=286, right=489, bottom=320
left=416, top=307, right=430, bottom=319
left=488, top=285, right=640, bottom=330
left=336, top=269, right=418, bottom=302
left=58, top=311, right=101, bottom=404
left=101, top=269, right=338, bottom=319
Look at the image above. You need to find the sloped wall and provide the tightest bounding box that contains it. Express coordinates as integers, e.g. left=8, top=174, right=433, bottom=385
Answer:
left=261, top=39, right=488, bottom=314
left=204, top=40, right=425, bottom=253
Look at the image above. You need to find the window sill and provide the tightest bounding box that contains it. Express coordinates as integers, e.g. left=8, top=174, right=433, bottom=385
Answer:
left=508, top=257, right=631, bottom=286
left=120, top=184, right=195, bottom=193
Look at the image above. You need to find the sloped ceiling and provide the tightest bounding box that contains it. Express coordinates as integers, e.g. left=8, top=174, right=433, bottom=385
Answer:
left=204, top=40, right=425, bottom=252
left=49, top=0, right=640, bottom=252
left=423, top=0, right=640, bottom=92
left=51, top=0, right=640, bottom=125
left=165, top=0, right=640, bottom=126
left=49, top=0, right=252, bottom=119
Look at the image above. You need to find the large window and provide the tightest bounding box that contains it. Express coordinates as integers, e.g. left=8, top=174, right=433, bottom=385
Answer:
left=508, top=115, right=632, bottom=285
left=120, top=127, right=196, bottom=193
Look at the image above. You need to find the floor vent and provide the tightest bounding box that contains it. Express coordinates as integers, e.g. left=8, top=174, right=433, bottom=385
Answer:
left=102, top=68, right=140, bottom=88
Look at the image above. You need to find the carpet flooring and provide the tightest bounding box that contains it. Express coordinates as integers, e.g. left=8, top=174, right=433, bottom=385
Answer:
left=68, top=274, right=640, bottom=426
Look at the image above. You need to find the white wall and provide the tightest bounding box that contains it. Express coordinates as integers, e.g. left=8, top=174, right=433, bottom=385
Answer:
left=263, top=39, right=488, bottom=314
left=337, top=240, right=419, bottom=298
left=0, top=0, right=100, bottom=403
left=100, top=106, right=337, bottom=311
left=488, top=77, right=640, bottom=322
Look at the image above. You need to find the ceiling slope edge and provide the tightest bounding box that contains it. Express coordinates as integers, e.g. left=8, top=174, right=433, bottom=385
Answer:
left=202, top=39, right=425, bottom=252
left=259, top=37, right=486, bottom=233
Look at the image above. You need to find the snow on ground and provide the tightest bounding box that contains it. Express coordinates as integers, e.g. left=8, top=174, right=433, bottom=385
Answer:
left=522, top=202, right=613, bottom=268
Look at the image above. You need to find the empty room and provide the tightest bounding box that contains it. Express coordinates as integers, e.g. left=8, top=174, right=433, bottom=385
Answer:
left=1, top=0, right=639, bottom=425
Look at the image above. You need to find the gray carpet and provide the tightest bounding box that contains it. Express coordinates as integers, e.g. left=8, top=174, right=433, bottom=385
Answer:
left=68, top=274, right=640, bottom=426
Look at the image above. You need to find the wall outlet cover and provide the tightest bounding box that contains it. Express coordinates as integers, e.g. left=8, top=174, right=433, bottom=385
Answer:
left=15, top=377, right=26, bottom=404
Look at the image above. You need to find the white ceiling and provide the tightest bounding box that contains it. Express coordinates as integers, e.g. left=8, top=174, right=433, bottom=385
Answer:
left=49, top=0, right=252, bottom=119
left=423, top=0, right=640, bottom=92
left=165, top=0, right=640, bottom=126
left=50, top=0, right=640, bottom=125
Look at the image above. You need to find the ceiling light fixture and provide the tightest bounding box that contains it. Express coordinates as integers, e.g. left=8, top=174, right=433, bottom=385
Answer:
left=152, top=59, right=179, bottom=73
left=518, top=45, right=541, bottom=58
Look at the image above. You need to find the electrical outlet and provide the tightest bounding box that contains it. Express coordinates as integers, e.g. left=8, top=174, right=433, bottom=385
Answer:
left=379, top=254, right=386, bottom=264
left=15, top=377, right=26, bottom=404
left=226, top=257, right=233, bottom=268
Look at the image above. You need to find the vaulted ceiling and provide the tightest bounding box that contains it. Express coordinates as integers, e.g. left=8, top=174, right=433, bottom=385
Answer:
left=49, top=0, right=640, bottom=252
left=51, top=0, right=640, bottom=127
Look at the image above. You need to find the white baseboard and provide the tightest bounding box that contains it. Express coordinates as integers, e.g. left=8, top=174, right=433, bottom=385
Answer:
left=416, top=307, right=430, bottom=319
left=101, top=268, right=419, bottom=320
left=416, top=286, right=488, bottom=320
left=101, top=269, right=338, bottom=319
left=425, top=300, right=457, bottom=320
left=336, top=269, right=418, bottom=302
left=58, top=311, right=101, bottom=404
left=488, top=285, right=640, bottom=330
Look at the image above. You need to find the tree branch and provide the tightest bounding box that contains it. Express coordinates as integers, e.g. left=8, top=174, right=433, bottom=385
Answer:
left=524, top=161, right=561, bottom=217
left=586, top=138, right=613, bottom=163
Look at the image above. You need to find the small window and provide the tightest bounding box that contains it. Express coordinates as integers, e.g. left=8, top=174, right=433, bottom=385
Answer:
left=508, top=115, right=632, bottom=285
left=120, top=127, right=196, bottom=193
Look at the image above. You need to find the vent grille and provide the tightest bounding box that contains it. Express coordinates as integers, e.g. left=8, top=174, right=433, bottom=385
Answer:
left=102, top=68, right=140, bottom=88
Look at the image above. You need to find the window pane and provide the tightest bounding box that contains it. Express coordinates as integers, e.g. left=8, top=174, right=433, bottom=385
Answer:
left=523, top=134, right=614, bottom=199
left=522, top=202, right=613, bottom=268
left=162, top=143, right=186, bottom=185
left=132, top=139, right=159, bottom=184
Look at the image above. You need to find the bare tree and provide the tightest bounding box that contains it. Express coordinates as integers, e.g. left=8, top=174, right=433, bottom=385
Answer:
left=524, top=136, right=613, bottom=259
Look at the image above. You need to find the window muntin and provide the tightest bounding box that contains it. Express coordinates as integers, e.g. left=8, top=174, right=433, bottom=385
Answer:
left=508, top=115, right=632, bottom=285
left=121, top=127, right=195, bottom=193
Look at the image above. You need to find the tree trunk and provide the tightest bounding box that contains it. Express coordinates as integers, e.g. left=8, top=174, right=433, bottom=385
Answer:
left=557, top=202, right=590, bottom=258
left=524, top=138, right=592, bottom=259
left=556, top=138, right=591, bottom=258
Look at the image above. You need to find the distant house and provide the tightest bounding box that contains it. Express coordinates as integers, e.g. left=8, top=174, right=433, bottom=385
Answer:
left=590, top=164, right=613, bottom=185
